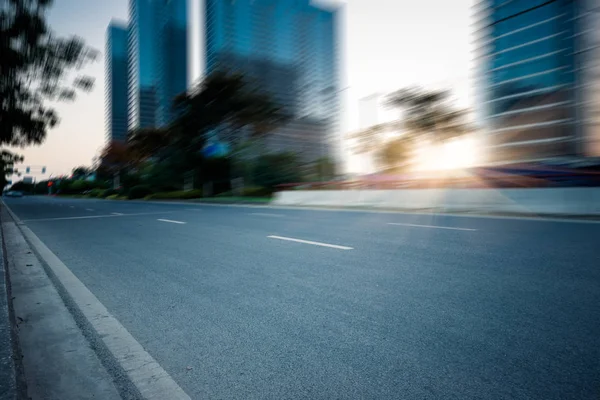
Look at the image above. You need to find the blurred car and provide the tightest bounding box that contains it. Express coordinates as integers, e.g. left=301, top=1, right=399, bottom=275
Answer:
left=4, top=191, right=23, bottom=197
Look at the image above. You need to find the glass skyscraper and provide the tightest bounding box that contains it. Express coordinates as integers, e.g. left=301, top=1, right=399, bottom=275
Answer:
left=205, top=0, right=341, bottom=161
left=127, top=0, right=188, bottom=131
left=105, top=21, right=129, bottom=142
left=156, top=0, right=188, bottom=127
left=474, top=0, right=600, bottom=164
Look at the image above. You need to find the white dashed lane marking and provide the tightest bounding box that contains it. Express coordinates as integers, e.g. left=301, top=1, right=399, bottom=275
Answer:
left=267, top=235, right=353, bottom=250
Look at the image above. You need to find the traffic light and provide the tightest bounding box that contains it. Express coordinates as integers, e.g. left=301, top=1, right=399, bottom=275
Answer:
left=26, top=167, right=30, bottom=173
left=47, top=181, right=54, bottom=187
left=42, top=167, right=46, bottom=174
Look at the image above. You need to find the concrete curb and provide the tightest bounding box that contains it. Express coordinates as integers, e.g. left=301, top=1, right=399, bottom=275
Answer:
left=0, top=204, right=27, bottom=400
left=2, top=201, right=191, bottom=400
left=112, top=198, right=600, bottom=223
left=52, top=196, right=600, bottom=223
left=272, top=188, right=600, bottom=216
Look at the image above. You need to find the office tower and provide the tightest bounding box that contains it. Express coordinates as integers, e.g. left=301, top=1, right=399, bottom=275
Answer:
left=127, top=0, right=188, bottom=131
left=474, top=0, right=600, bottom=164
left=204, top=0, right=341, bottom=162
left=105, top=21, right=129, bottom=142
left=156, top=0, right=188, bottom=126
left=127, top=0, right=157, bottom=130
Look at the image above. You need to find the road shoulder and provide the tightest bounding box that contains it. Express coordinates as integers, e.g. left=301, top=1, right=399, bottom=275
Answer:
left=2, top=202, right=191, bottom=400
left=0, top=207, right=23, bottom=400
left=1, top=207, right=124, bottom=400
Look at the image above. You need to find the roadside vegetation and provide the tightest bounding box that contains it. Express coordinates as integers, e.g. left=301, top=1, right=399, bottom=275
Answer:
left=7, top=69, right=337, bottom=199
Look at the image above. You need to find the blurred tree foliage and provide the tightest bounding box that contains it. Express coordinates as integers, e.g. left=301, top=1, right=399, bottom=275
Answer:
left=71, top=165, right=92, bottom=180
left=96, top=70, right=292, bottom=194
left=350, top=87, right=472, bottom=173
left=253, top=153, right=302, bottom=189
left=376, top=138, right=411, bottom=173
left=314, top=157, right=336, bottom=181
left=0, top=0, right=98, bottom=147
left=0, top=150, right=23, bottom=189
left=387, top=87, right=471, bottom=143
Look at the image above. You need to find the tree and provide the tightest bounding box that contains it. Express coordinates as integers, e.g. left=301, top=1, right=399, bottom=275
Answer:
left=1, top=150, right=23, bottom=189
left=127, top=127, right=170, bottom=161
left=253, top=153, right=302, bottom=189
left=386, top=87, right=471, bottom=143
left=1, top=0, right=98, bottom=147
left=127, top=70, right=290, bottom=188
left=8, top=180, right=32, bottom=192
left=98, top=141, right=133, bottom=175
left=71, top=165, right=91, bottom=180
left=348, top=87, right=472, bottom=174
left=375, top=138, right=411, bottom=172
left=349, top=121, right=400, bottom=155
left=172, top=70, right=289, bottom=152
left=106, top=71, right=289, bottom=191
left=314, top=157, right=336, bottom=181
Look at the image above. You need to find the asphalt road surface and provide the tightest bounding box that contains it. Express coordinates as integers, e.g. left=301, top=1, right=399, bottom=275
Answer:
left=4, top=196, right=600, bottom=399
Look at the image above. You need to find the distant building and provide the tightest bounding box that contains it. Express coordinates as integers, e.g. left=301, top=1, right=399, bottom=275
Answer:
left=127, top=0, right=188, bottom=131
left=204, top=0, right=341, bottom=161
left=473, top=0, right=600, bottom=164
left=105, top=21, right=129, bottom=142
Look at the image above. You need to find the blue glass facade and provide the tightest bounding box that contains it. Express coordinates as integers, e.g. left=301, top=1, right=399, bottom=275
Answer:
left=128, top=0, right=156, bottom=130
left=127, top=0, right=188, bottom=131
left=157, top=0, right=188, bottom=126
left=474, top=0, right=600, bottom=163
left=105, top=21, right=129, bottom=142
left=205, top=0, right=340, bottom=160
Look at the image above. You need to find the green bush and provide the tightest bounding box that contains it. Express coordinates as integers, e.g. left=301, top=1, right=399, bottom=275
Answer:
left=87, top=188, right=104, bottom=198
left=106, top=194, right=120, bottom=200
left=68, top=180, right=94, bottom=193
left=253, top=153, right=302, bottom=189
left=100, top=188, right=118, bottom=198
left=128, top=185, right=153, bottom=199
left=242, top=186, right=272, bottom=197
left=215, top=190, right=233, bottom=198
left=145, top=189, right=202, bottom=200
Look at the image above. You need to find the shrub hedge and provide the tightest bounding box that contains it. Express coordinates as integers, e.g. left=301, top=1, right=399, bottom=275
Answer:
left=145, top=189, right=203, bottom=200
left=128, top=185, right=153, bottom=199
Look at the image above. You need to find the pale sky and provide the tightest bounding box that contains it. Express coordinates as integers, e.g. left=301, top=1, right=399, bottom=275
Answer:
left=15, top=0, right=474, bottom=178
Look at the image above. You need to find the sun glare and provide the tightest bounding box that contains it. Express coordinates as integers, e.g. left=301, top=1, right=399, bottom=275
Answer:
left=413, top=137, right=479, bottom=171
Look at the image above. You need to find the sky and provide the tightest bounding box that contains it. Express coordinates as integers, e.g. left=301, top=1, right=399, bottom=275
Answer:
left=15, top=0, right=475, bottom=178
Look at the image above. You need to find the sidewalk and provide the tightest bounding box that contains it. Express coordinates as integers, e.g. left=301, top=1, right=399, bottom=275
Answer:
left=0, top=207, right=21, bottom=400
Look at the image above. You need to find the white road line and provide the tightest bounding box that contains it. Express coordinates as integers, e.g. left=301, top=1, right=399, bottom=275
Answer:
left=21, top=211, right=173, bottom=222
left=387, top=222, right=477, bottom=231
left=69, top=206, right=75, bottom=208
left=157, top=219, right=186, bottom=225
left=111, top=212, right=124, bottom=215
left=250, top=212, right=284, bottom=217
left=268, top=235, right=353, bottom=250
left=85, top=209, right=94, bottom=211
